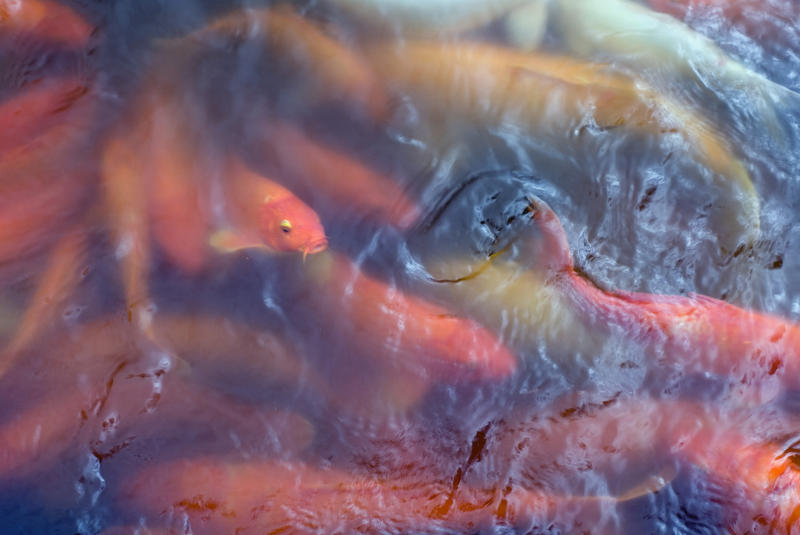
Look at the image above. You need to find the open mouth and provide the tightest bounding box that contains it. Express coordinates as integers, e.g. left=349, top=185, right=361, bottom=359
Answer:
left=302, top=238, right=329, bottom=260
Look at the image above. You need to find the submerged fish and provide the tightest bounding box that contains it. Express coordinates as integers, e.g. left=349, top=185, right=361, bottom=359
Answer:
left=244, top=120, right=421, bottom=230
left=0, top=0, right=92, bottom=48
left=120, top=455, right=627, bottom=534
left=366, top=40, right=759, bottom=252
left=210, top=157, right=328, bottom=259
left=0, top=81, right=95, bottom=268
left=647, top=0, right=799, bottom=44
left=159, top=4, right=389, bottom=122
left=298, top=250, right=517, bottom=382
left=2, top=225, right=88, bottom=363
left=505, top=194, right=800, bottom=399
left=0, top=75, right=90, bottom=153
left=537, top=0, right=798, bottom=139
left=324, top=0, right=527, bottom=35
left=499, top=396, right=800, bottom=530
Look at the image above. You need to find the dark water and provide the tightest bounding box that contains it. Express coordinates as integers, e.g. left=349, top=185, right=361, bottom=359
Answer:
left=1, top=0, right=800, bottom=533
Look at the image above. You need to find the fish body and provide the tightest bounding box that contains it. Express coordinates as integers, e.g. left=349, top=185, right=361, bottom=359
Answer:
left=515, top=195, right=800, bottom=398
left=545, top=0, right=797, bottom=138
left=0, top=81, right=95, bottom=269
left=144, top=99, right=213, bottom=274
left=0, top=76, right=90, bottom=153
left=325, top=0, right=529, bottom=35
left=120, top=456, right=610, bottom=534
left=647, top=0, right=799, bottom=43
left=215, top=157, right=328, bottom=258
left=0, top=0, right=92, bottom=48
left=101, top=131, right=151, bottom=317
left=367, top=40, right=759, bottom=251
left=161, top=5, right=389, bottom=121
left=300, top=251, right=517, bottom=381
left=3, top=226, right=87, bottom=361
left=245, top=120, right=421, bottom=230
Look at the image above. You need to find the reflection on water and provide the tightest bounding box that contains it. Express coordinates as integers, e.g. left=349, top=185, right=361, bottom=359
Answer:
left=1, top=0, right=799, bottom=533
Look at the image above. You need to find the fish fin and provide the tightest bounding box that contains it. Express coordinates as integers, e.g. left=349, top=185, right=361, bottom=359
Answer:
left=209, top=229, right=268, bottom=253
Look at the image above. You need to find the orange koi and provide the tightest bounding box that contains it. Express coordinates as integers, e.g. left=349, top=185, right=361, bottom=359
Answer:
left=517, top=195, right=800, bottom=396
left=0, top=386, right=87, bottom=479
left=0, top=366, right=313, bottom=482
left=160, top=5, right=389, bottom=122
left=210, top=157, right=328, bottom=259
left=246, top=121, right=421, bottom=230
left=366, top=41, right=759, bottom=251
left=3, top=225, right=88, bottom=363
left=299, top=251, right=517, bottom=381
left=120, top=456, right=614, bottom=534
left=497, top=397, right=800, bottom=531
left=0, top=91, right=95, bottom=269
left=101, top=132, right=151, bottom=322
left=0, top=75, right=90, bottom=153
left=143, top=99, right=214, bottom=274
left=0, top=0, right=93, bottom=48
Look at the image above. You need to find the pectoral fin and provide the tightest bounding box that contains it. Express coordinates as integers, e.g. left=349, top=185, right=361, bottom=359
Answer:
left=209, top=229, right=268, bottom=253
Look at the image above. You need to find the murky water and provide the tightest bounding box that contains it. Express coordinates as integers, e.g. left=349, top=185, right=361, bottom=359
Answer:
left=1, top=0, right=800, bottom=533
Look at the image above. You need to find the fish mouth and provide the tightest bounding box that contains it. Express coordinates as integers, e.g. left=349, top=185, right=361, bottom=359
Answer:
left=302, top=238, right=328, bottom=261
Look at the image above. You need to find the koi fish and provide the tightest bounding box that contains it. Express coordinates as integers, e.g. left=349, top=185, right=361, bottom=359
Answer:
left=144, top=99, right=213, bottom=274
left=0, top=87, right=95, bottom=268
left=101, top=131, right=152, bottom=323
left=0, top=75, right=90, bottom=153
left=158, top=5, right=389, bottom=122
left=0, top=365, right=313, bottom=482
left=119, top=456, right=627, bottom=534
left=497, top=396, right=800, bottom=530
left=210, top=157, right=328, bottom=260
left=366, top=41, right=759, bottom=252
left=0, top=0, right=93, bottom=49
left=0, top=386, right=87, bottom=479
left=245, top=120, right=421, bottom=230
left=2, top=225, right=88, bottom=364
left=296, top=250, right=517, bottom=382
left=495, top=194, right=800, bottom=398
left=540, top=0, right=798, bottom=138
left=647, top=0, right=799, bottom=44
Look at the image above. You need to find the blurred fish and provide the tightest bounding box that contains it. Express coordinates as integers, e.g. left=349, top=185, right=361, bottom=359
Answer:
left=119, top=456, right=625, bottom=534
left=366, top=41, right=759, bottom=252
left=0, top=0, right=92, bottom=49
left=498, top=195, right=800, bottom=399
left=158, top=4, right=389, bottom=122
left=143, top=99, right=213, bottom=275
left=2, top=225, right=88, bottom=365
left=299, top=250, right=517, bottom=382
left=210, top=157, right=327, bottom=260
left=500, top=397, right=800, bottom=531
left=0, top=81, right=96, bottom=270
left=244, top=120, right=421, bottom=230
left=538, top=0, right=799, bottom=140
left=324, top=0, right=528, bottom=35
left=0, top=75, right=90, bottom=152
left=647, top=0, right=799, bottom=44
left=0, top=386, right=87, bottom=480
left=101, top=131, right=151, bottom=324
left=0, top=363, right=314, bottom=483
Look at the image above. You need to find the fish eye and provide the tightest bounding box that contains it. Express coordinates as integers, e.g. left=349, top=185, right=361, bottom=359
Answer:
left=280, top=219, right=292, bottom=233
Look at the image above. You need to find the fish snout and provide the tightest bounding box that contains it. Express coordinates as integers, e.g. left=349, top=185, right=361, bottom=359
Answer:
left=302, top=237, right=328, bottom=260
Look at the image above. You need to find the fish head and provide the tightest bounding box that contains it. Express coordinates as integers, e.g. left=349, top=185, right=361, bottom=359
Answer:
left=259, top=195, right=328, bottom=257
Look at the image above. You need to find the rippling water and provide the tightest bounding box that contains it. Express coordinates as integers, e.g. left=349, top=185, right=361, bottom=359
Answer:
left=1, top=0, right=800, bottom=533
